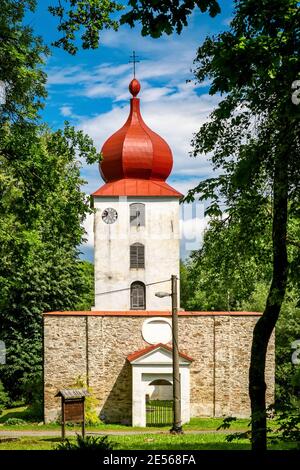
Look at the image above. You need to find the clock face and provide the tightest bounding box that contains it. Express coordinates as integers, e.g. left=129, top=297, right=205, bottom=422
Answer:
left=102, top=207, right=118, bottom=224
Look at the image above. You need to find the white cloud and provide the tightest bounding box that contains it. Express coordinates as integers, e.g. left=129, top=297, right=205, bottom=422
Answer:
left=47, top=66, right=93, bottom=86
left=84, top=83, right=115, bottom=98
left=60, top=105, right=73, bottom=117
left=180, top=215, right=209, bottom=254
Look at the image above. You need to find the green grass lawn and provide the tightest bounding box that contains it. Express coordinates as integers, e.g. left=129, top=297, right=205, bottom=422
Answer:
left=0, top=406, right=251, bottom=432
left=0, top=434, right=297, bottom=451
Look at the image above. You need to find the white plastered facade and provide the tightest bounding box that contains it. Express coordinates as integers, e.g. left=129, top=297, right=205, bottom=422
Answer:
left=93, top=196, right=180, bottom=311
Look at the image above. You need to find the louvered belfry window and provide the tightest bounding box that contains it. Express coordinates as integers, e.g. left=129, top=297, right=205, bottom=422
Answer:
left=131, top=282, right=146, bottom=310
left=130, top=203, right=145, bottom=226
left=130, top=243, right=145, bottom=269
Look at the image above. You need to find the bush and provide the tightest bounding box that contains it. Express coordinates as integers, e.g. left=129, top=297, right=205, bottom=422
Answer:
left=269, top=401, right=300, bottom=449
left=4, top=417, right=27, bottom=425
left=73, top=376, right=101, bottom=426
left=55, top=435, right=114, bottom=451
left=20, top=370, right=43, bottom=420
left=0, top=380, right=10, bottom=414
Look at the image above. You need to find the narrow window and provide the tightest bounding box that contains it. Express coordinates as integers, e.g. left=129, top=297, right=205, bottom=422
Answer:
left=130, top=243, right=145, bottom=269
left=130, top=282, right=146, bottom=310
left=130, top=203, right=145, bottom=226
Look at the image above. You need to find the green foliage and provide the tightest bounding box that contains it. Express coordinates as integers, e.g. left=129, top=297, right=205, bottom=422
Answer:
left=181, top=217, right=300, bottom=406
left=216, top=416, right=238, bottom=431
left=181, top=217, right=272, bottom=312
left=73, top=376, right=100, bottom=425
left=0, top=0, right=99, bottom=406
left=0, top=380, right=10, bottom=413
left=275, top=294, right=300, bottom=405
left=0, top=0, right=48, bottom=122
left=272, top=406, right=300, bottom=447
left=49, top=0, right=124, bottom=54
left=48, top=0, right=221, bottom=53
left=55, top=434, right=114, bottom=451
left=187, top=0, right=300, bottom=213
left=183, top=1, right=300, bottom=448
left=19, top=370, right=43, bottom=420
left=74, top=261, right=94, bottom=311
left=240, top=284, right=270, bottom=313
left=4, top=417, right=27, bottom=425
left=0, top=122, right=99, bottom=400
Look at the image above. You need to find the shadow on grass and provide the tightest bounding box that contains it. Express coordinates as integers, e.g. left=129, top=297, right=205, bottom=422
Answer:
left=0, top=407, right=40, bottom=424
left=38, top=438, right=62, bottom=443
left=134, top=442, right=250, bottom=450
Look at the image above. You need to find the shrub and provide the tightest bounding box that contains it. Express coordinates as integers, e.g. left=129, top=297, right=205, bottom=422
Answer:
left=0, top=380, right=10, bottom=414
left=270, top=391, right=300, bottom=449
left=73, top=376, right=100, bottom=425
left=55, top=435, right=114, bottom=451
left=4, top=417, right=27, bottom=425
left=20, top=369, right=43, bottom=420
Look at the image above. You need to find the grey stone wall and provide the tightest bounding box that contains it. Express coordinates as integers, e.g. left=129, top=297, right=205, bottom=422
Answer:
left=43, top=314, right=275, bottom=423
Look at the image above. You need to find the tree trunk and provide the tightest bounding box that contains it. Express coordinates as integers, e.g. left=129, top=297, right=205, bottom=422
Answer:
left=249, top=147, right=289, bottom=450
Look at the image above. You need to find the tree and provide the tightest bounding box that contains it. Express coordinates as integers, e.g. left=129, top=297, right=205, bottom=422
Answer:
left=0, top=0, right=48, bottom=123
left=0, top=0, right=99, bottom=402
left=0, top=122, right=98, bottom=399
left=180, top=216, right=272, bottom=311
left=184, top=0, right=300, bottom=450
left=48, top=0, right=221, bottom=54
left=181, top=218, right=300, bottom=410
left=74, top=261, right=95, bottom=311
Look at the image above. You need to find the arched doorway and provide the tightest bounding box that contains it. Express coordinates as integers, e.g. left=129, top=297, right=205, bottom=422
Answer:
left=128, top=343, right=192, bottom=427
left=146, top=378, right=173, bottom=426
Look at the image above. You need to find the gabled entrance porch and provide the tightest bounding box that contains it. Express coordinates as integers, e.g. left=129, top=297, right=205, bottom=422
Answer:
left=127, top=343, right=193, bottom=427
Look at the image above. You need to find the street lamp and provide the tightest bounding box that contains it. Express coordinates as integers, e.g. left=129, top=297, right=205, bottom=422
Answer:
left=155, top=275, right=183, bottom=434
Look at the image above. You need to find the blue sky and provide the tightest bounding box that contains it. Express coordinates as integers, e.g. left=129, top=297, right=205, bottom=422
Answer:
left=26, top=1, right=234, bottom=260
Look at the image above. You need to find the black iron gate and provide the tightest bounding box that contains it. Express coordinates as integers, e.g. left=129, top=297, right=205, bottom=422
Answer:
left=146, top=400, right=173, bottom=426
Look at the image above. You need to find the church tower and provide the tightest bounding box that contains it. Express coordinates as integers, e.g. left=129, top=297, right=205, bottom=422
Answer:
left=92, top=78, right=182, bottom=311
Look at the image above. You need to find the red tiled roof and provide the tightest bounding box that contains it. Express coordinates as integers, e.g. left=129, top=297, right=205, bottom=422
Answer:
left=92, top=178, right=182, bottom=198
left=127, top=343, right=193, bottom=363
left=43, top=310, right=262, bottom=317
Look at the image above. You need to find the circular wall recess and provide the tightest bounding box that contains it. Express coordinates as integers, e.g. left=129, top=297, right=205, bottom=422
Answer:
left=142, top=317, right=172, bottom=345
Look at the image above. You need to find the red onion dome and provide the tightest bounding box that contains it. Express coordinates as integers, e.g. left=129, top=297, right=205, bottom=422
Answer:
left=100, top=79, right=173, bottom=182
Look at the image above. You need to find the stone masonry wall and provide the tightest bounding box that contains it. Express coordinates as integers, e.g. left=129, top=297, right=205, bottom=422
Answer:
left=43, top=314, right=275, bottom=423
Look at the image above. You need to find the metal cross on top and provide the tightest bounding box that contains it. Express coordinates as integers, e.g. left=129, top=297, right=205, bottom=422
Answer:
left=129, top=51, right=140, bottom=78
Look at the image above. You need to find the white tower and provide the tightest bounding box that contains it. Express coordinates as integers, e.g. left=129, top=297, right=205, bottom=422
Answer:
left=92, top=78, right=182, bottom=311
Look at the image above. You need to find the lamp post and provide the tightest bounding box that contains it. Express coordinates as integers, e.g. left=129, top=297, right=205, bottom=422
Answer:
left=155, top=274, right=183, bottom=434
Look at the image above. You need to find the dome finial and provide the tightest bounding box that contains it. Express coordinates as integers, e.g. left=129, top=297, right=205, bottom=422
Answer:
left=100, top=79, right=173, bottom=183
left=129, top=51, right=141, bottom=96
left=129, top=78, right=141, bottom=97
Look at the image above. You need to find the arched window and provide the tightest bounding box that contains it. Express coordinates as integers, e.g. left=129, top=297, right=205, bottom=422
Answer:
left=130, top=203, right=145, bottom=226
left=130, top=281, right=146, bottom=310
left=130, top=243, right=145, bottom=269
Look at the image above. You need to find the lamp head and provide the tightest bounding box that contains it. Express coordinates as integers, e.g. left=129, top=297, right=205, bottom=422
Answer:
left=155, top=291, right=171, bottom=298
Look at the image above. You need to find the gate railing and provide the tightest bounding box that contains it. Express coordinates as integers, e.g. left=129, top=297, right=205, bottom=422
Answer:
left=146, top=400, right=173, bottom=427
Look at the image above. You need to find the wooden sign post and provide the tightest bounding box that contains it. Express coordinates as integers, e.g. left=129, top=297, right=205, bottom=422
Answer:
left=55, top=389, right=89, bottom=440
